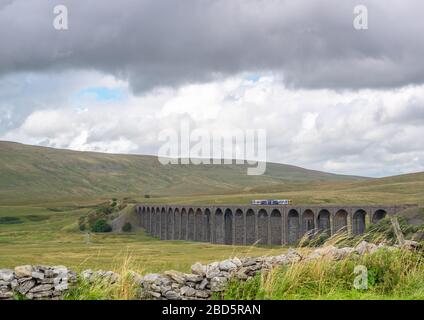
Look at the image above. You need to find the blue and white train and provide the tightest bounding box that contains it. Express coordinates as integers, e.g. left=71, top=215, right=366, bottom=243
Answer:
left=251, top=199, right=292, bottom=205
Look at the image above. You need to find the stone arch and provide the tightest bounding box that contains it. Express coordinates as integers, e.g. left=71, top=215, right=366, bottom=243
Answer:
left=204, top=208, right=211, bottom=242
left=188, top=208, right=195, bottom=241
left=167, top=208, right=173, bottom=240
left=234, top=209, right=244, bottom=245
left=246, top=209, right=256, bottom=245
left=181, top=208, right=187, bottom=240
left=195, top=209, right=203, bottom=241
left=288, top=209, right=300, bottom=244
left=334, top=209, right=348, bottom=233
left=353, top=209, right=367, bottom=235
left=373, top=209, right=387, bottom=223
left=270, top=209, right=282, bottom=245
left=215, top=208, right=224, bottom=244
left=161, top=208, right=166, bottom=239
left=317, top=209, right=330, bottom=235
left=302, top=209, right=315, bottom=236
left=174, top=208, right=181, bottom=239
left=224, top=209, right=233, bottom=245
left=258, top=209, right=268, bottom=245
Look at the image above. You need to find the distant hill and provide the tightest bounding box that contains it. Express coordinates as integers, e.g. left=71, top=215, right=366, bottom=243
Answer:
left=0, top=141, right=365, bottom=204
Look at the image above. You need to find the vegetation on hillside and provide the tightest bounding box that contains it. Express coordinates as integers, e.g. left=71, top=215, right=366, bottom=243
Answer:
left=78, top=200, right=124, bottom=233
left=0, top=141, right=365, bottom=204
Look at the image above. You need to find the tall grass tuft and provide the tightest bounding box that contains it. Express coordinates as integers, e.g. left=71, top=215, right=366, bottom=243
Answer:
left=65, top=252, right=143, bottom=300
left=217, top=247, right=424, bottom=300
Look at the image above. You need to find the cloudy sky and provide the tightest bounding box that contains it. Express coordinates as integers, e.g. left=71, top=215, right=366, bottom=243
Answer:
left=0, top=0, right=423, bottom=177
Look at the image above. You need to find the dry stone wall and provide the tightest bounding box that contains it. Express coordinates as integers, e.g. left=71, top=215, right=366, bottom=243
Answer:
left=0, top=240, right=419, bottom=300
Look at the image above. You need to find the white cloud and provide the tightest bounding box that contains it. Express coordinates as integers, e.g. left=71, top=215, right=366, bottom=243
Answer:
left=1, top=72, right=424, bottom=177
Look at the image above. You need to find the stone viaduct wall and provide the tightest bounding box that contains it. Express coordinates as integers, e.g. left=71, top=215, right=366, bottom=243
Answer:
left=135, top=204, right=417, bottom=245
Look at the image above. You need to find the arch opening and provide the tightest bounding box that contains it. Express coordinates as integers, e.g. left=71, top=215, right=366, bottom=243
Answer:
left=195, top=209, right=203, bottom=241
left=174, top=208, right=181, bottom=240
left=303, top=209, right=315, bottom=237
left=234, top=209, right=244, bottom=245
left=353, top=209, right=367, bottom=235
left=317, top=209, right=330, bottom=235
left=204, top=209, right=211, bottom=242
left=258, top=209, right=268, bottom=245
left=151, top=208, right=156, bottom=235
left=156, top=207, right=161, bottom=238
left=146, top=208, right=151, bottom=233
left=246, top=209, right=256, bottom=245
left=288, top=209, right=300, bottom=244
left=373, top=209, right=387, bottom=223
left=334, top=209, right=348, bottom=234
left=181, top=208, right=187, bottom=240
left=224, top=209, right=233, bottom=245
left=188, top=209, right=195, bottom=241
left=270, top=209, right=282, bottom=245
left=215, top=209, right=224, bottom=244
left=161, top=208, right=166, bottom=239
left=167, top=208, right=173, bottom=240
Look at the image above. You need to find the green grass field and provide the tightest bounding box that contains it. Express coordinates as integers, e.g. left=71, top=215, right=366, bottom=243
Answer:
left=0, top=203, right=286, bottom=273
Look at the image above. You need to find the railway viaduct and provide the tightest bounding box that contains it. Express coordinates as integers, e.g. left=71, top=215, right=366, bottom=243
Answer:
left=135, top=204, right=417, bottom=245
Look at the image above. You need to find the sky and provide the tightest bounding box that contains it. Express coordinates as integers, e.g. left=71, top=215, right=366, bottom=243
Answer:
left=0, top=0, right=423, bottom=177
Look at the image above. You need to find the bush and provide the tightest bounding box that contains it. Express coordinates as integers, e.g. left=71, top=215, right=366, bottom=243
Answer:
left=91, top=219, right=112, bottom=233
left=78, top=216, right=87, bottom=231
left=25, top=215, right=50, bottom=222
left=0, top=216, right=23, bottom=224
left=96, top=206, right=113, bottom=215
left=122, top=222, right=132, bottom=232
left=365, top=216, right=418, bottom=244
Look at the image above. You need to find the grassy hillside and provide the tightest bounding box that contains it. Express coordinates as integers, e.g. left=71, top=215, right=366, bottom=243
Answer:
left=0, top=141, right=364, bottom=205
left=140, top=172, right=424, bottom=206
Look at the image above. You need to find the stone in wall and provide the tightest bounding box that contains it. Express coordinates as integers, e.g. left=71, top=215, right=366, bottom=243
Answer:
left=0, top=265, right=76, bottom=300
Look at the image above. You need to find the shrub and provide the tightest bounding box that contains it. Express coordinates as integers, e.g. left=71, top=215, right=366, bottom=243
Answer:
left=96, top=206, right=113, bottom=215
left=25, top=215, right=50, bottom=222
left=0, top=216, right=23, bottom=224
left=365, top=216, right=418, bottom=244
left=122, top=222, right=132, bottom=232
left=91, top=219, right=112, bottom=233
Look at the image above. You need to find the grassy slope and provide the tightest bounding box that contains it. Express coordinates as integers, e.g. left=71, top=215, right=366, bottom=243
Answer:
left=140, top=172, right=424, bottom=206
left=0, top=141, right=364, bottom=205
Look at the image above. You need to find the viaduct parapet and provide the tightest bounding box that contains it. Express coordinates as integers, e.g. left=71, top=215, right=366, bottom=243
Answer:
left=135, top=204, right=418, bottom=245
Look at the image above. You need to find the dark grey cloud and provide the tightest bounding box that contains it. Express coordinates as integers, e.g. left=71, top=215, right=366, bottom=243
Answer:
left=0, top=0, right=423, bottom=92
